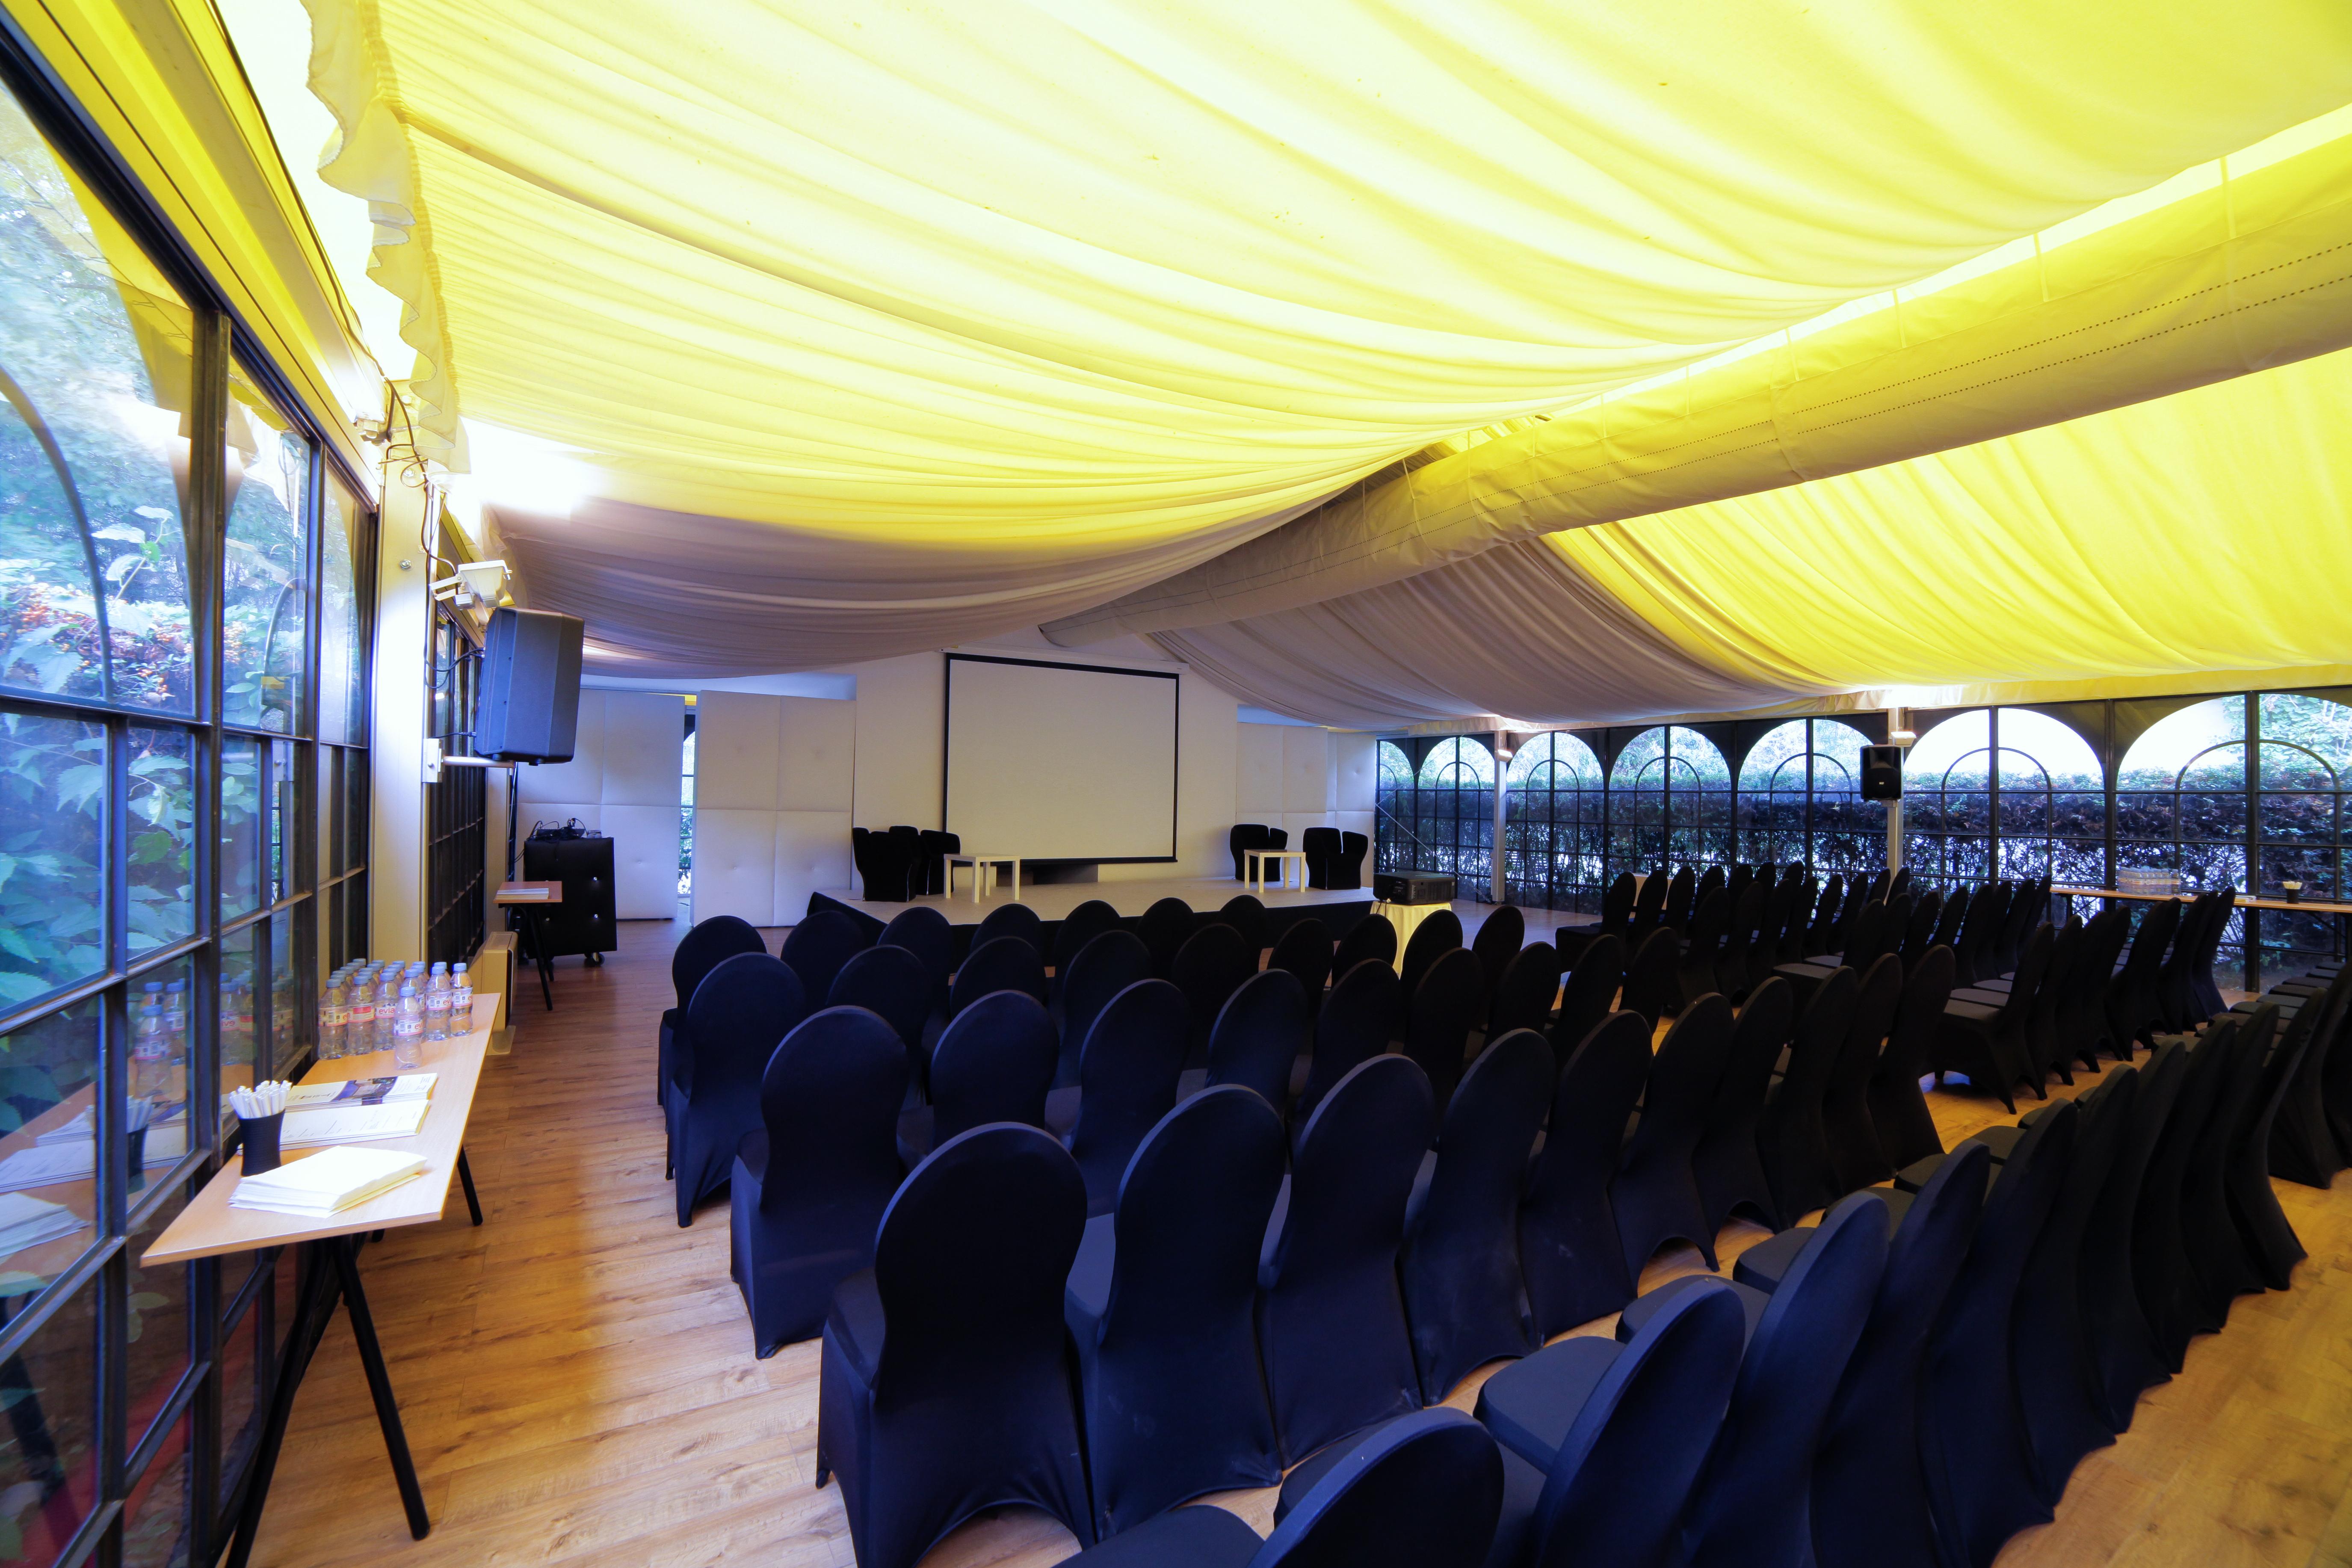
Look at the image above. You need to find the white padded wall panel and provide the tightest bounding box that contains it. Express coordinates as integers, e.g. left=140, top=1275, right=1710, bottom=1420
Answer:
left=775, top=811, right=853, bottom=923
left=515, top=688, right=604, bottom=805
left=1236, top=725, right=1284, bottom=819
left=1338, top=809, right=1375, bottom=846
left=1334, top=734, right=1377, bottom=812
left=777, top=697, right=855, bottom=812
left=1281, top=812, right=1326, bottom=849
left=691, top=808, right=782, bottom=926
left=601, top=693, right=685, bottom=806
left=601, top=803, right=681, bottom=919
left=1282, top=728, right=1330, bottom=814
left=694, top=691, right=783, bottom=811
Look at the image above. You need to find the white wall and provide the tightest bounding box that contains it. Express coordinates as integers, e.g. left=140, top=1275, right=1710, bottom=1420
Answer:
left=514, top=690, right=684, bottom=918
left=368, top=482, right=430, bottom=960
left=691, top=692, right=854, bottom=925
left=1234, top=723, right=1375, bottom=856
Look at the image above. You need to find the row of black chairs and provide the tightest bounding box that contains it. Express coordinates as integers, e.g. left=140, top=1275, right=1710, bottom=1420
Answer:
left=848, top=824, right=960, bottom=902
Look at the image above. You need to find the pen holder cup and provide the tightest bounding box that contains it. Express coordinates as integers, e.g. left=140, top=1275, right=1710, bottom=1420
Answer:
left=240, top=1112, right=284, bottom=1175
left=126, top=1126, right=146, bottom=1192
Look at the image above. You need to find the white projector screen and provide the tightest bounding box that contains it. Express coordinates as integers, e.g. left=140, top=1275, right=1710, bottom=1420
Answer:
left=945, top=655, right=1178, bottom=861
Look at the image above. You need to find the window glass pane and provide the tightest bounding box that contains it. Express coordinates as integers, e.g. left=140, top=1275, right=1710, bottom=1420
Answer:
left=0, top=710, right=102, bottom=1004
left=344, top=746, right=367, bottom=875
left=1504, top=732, right=1605, bottom=911
left=120, top=1408, right=189, bottom=1568
left=1408, top=738, right=1493, bottom=891
left=318, top=476, right=365, bottom=744
left=1808, top=719, right=1885, bottom=880
left=125, top=1186, right=191, bottom=1453
left=1610, top=726, right=1731, bottom=872
left=1737, top=720, right=1811, bottom=867
left=221, top=736, right=262, bottom=918
left=0, top=999, right=97, bottom=1278
left=126, top=725, right=192, bottom=957
left=269, top=912, right=299, bottom=1077
left=217, top=1301, right=261, bottom=1509
left=0, top=1275, right=97, bottom=1562
left=222, top=367, right=311, bottom=734
left=128, top=953, right=191, bottom=1189
left=317, top=743, right=337, bottom=882
left=0, top=92, right=194, bottom=713
left=219, top=923, right=256, bottom=1127
left=1905, top=710, right=1991, bottom=890
left=268, top=740, right=298, bottom=903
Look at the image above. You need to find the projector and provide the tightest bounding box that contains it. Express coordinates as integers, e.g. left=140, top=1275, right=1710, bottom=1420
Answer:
left=1375, top=871, right=1456, bottom=905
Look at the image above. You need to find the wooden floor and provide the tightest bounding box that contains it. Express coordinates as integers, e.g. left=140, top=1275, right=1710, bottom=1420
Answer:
left=250, top=917, right=2352, bottom=1568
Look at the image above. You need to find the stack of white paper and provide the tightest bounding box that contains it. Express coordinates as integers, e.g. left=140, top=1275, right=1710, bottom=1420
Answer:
left=0, top=1192, right=86, bottom=1254
left=284, top=1074, right=435, bottom=1109
left=0, top=1122, right=188, bottom=1193
left=281, top=1101, right=431, bottom=1148
left=229, top=1146, right=427, bottom=1217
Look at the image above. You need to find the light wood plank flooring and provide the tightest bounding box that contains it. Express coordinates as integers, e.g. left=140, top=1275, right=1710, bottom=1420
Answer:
left=248, top=917, right=2352, bottom=1568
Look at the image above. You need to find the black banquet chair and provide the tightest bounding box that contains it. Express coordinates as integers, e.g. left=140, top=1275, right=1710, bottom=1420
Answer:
left=1399, top=1029, right=1552, bottom=1402
left=827, top=944, right=932, bottom=1097
left=898, top=989, right=1057, bottom=1164
left=1140, top=896, right=1197, bottom=976
left=1295, top=959, right=1399, bottom=1124
left=1487, top=941, right=1564, bottom=1041
left=658, top=914, right=764, bottom=1107
left=1399, top=909, right=1465, bottom=1000
left=1050, top=899, right=1125, bottom=997
left=1172, top=923, right=1257, bottom=1063
left=1266, top=917, right=1333, bottom=1016
left=1404, top=947, right=1483, bottom=1112
left=1201, top=968, right=1311, bottom=1115
left=667, top=952, right=805, bottom=1225
left=1819, top=953, right=1902, bottom=1192
left=1060, top=978, right=1189, bottom=1216
left=948, top=933, right=1049, bottom=1021
left=1619, top=926, right=1681, bottom=1029
left=1521, top=1011, right=1650, bottom=1337
left=1470, top=905, right=1526, bottom=1027
left=817, top=1124, right=1094, bottom=1568
left=879, top=904, right=953, bottom=1006
left=1331, top=912, right=1397, bottom=977
left=1868, top=944, right=1954, bottom=1172
left=1549, top=934, right=1624, bottom=1071
left=1056, top=929, right=1154, bottom=1089
left=1257, top=1053, right=1434, bottom=1463
left=1064, top=1086, right=1287, bottom=1536
left=1216, top=893, right=1272, bottom=955
left=1614, top=993, right=1734, bottom=1276
left=1692, top=976, right=1792, bottom=1235
left=778, top=907, right=876, bottom=1003
left=729, top=1006, right=909, bottom=1355
left=1754, top=966, right=1857, bottom=1228
left=973, top=899, right=1046, bottom=954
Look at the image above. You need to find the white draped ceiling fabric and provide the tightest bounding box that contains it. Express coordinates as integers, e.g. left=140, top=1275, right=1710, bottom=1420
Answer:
left=294, top=0, right=2352, bottom=719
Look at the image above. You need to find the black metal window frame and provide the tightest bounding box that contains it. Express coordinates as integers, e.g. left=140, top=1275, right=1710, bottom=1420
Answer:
left=0, top=18, right=379, bottom=1563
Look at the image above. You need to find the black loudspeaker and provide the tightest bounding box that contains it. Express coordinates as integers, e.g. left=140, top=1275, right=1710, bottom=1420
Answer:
left=477, top=607, right=585, bottom=763
left=1860, top=745, right=1905, bottom=800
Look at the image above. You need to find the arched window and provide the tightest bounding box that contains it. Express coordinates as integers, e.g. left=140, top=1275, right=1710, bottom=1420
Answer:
left=1506, top=732, right=1606, bottom=911
left=1735, top=718, right=1885, bottom=877
left=1374, top=740, right=1415, bottom=876
left=1609, top=726, right=1731, bottom=873
left=1902, top=708, right=2104, bottom=891
left=1408, top=737, right=1494, bottom=890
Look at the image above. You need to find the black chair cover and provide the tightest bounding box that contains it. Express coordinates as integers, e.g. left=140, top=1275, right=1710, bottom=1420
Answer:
left=1206, top=968, right=1310, bottom=1115
left=817, top=1124, right=1092, bottom=1568
left=2177, top=1006, right=2273, bottom=1319
left=1248, top=1409, right=1506, bottom=1568
left=1217, top=894, right=1271, bottom=955
left=2232, top=1003, right=2314, bottom=1286
left=1399, top=909, right=1464, bottom=1000
left=1869, top=944, right=1953, bottom=1171
left=1488, top=941, right=1563, bottom=1041
left=659, top=914, right=764, bottom=1106
left=1615, top=993, right=1734, bottom=1275
left=901, top=990, right=1057, bottom=1162
left=2080, top=1046, right=2185, bottom=1430
left=2105, top=898, right=2181, bottom=1056
left=1550, top=934, right=1625, bottom=1071
left=1933, top=922, right=2050, bottom=1112
left=1332, top=912, right=1397, bottom=976
left=1676, top=890, right=1731, bottom=1010
left=1662, top=865, right=1697, bottom=935
left=1805, top=874, right=1846, bottom=956
left=1399, top=1030, right=1551, bottom=1402
left=1405, top=947, right=1482, bottom=1112
left=1057, top=930, right=1154, bottom=1089
left=1267, top=917, right=1334, bottom=1015
left=1821, top=954, right=1902, bottom=1192
left=2133, top=1022, right=2234, bottom=1369
left=1715, top=880, right=1768, bottom=1001
left=1627, top=872, right=1670, bottom=944
left=1172, top=923, right=1256, bottom=1062
left=1521, top=1012, right=1650, bottom=1336
left=1470, top=905, right=1525, bottom=1028
left=828, top=944, right=932, bottom=1096
left=1064, top=1086, right=1287, bottom=1537
left=1695, top=863, right=1728, bottom=908
left=1296, top=959, right=1400, bottom=1123
left=1808, top=1142, right=1992, bottom=1568
left=1475, top=1278, right=1745, bottom=1568
left=1051, top=899, right=1125, bottom=994
left=1928, top=884, right=1970, bottom=951
left=1139, top=896, right=1197, bottom=976
left=2263, top=964, right=2352, bottom=1188
left=2021, top=917, right=2083, bottom=1086
left=730, top=1006, right=909, bottom=1354
left=1948, top=882, right=2006, bottom=988
left=2188, top=888, right=2236, bottom=1018
left=1258, top=1053, right=1434, bottom=1462
left=1066, top=979, right=1189, bottom=1216
left=669, top=953, right=805, bottom=1225
left=1920, top=1100, right=2078, bottom=1568
left=949, top=934, right=1048, bottom=1020
left=1230, top=822, right=1275, bottom=882
left=1756, top=966, right=1858, bottom=1226
left=1620, top=926, right=1682, bottom=1029
left=1896, top=892, right=1944, bottom=973
left=1676, top=1192, right=1890, bottom=1568
left=2060, top=907, right=2131, bottom=1070
left=1692, top=976, right=1792, bottom=1234
left=973, top=900, right=1046, bottom=954
left=879, top=904, right=954, bottom=1005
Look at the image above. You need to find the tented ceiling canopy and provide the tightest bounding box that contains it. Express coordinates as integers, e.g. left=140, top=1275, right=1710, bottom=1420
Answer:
left=283, top=0, right=2352, bottom=716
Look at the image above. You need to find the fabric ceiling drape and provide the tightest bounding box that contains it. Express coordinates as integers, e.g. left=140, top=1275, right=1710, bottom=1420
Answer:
left=293, top=0, right=2352, bottom=663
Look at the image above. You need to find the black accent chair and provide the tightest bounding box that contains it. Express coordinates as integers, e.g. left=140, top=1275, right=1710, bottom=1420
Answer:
left=1550, top=934, right=1625, bottom=1071
left=850, top=826, right=921, bottom=902
left=897, top=990, right=1056, bottom=1164
left=1614, top=994, right=1734, bottom=1276
left=1057, top=931, right=1154, bottom=1089
left=1229, top=823, right=1285, bottom=881
left=1201, top=968, right=1310, bottom=1115
left=1521, top=1012, right=1650, bottom=1337
left=1058, top=978, right=1189, bottom=1216
left=778, top=908, right=874, bottom=1005
left=1692, top=976, right=1791, bottom=1234
left=816, top=1124, right=1093, bottom=1568
left=1404, top=948, right=1483, bottom=1113
left=668, top=953, right=805, bottom=1225
left=1755, top=966, right=1857, bottom=1228
left=914, top=828, right=961, bottom=896
left=1139, top=896, right=1196, bottom=977
left=1257, top=1054, right=1434, bottom=1463
left=1400, top=1030, right=1551, bottom=1402
left=1296, top=960, right=1401, bottom=1125
left=658, top=914, right=764, bottom=1107
left=973, top=900, right=1046, bottom=954
left=730, top=1006, right=908, bottom=1355
left=1063, top=1087, right=1289, bottom=1539
left=1487, top=941, right=1563, bottom=1042
left=1469, top=905, right=1525, bottom=1028
left=1399, top=909, right=1464, bottom=1000
left=1331, top=912, right=1396, bottom=978
left=1303, top=825, right=1369, bottom=891
left=1266, top=918, right=1333, bottom=1017
left=828, top=945, right=932, bottom=1098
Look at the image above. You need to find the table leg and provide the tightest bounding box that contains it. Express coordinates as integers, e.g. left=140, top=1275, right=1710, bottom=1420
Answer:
left=528, top=909, right=556, bottom=1011
left=328, top=1236, right=432, bottom=1539
left=1011, top=860, right=1019, bottom=901
left=457, top=1146, right=483, bottom=1227
left=226, top=1243, right=344, bottom=1568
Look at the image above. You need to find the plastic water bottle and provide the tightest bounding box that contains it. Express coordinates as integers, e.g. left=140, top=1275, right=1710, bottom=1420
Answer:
left=164, top=979, right=188, bottom=1059
left=133, top=1002, right=169, bottom=1098
left=320, top=983, right=347, bottom=1059
left=393, top=982, right=425, bottom=1068
left=424, top=963, right=451, bottom=1042
left=376, top=969, right=402, bottom=1052
left=451, top=963, right=473, bottom=1032
left=345, top=968, right=376, bottom=1054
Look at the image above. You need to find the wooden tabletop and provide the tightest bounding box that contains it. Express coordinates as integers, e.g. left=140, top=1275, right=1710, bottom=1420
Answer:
left=495, top=881, right=564, bottom=905
left=2054, top=885, right=2352, bottom=917
left=141, top=993, right=500, bottom=1265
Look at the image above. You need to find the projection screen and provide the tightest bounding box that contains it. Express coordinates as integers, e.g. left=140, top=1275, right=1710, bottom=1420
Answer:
left=944, top=655, right=1178, bottom=861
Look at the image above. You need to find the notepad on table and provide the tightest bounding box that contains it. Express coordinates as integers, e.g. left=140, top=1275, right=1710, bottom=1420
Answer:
left=284, top=1074, right=435, bottom=1109
left=229, top=1146, right=427, bottom=1217
left=0, top=1192, right=87, bottom=1255
left=280, top=1100, right=431, bottom=1148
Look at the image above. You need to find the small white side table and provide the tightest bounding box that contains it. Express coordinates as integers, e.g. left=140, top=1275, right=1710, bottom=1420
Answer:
left=944, top=852, right=1021, bottom=903
left=1245, top=848, right=1311, bottom=894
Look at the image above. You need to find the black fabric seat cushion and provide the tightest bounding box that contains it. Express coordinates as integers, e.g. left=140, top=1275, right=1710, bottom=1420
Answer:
left=1062, top=1504, right=1263, bottom=1566
left=1731, top=1189, right=1914, bottom=1293
left=1473, top=1335, right=1620, bottom=1472
left=1613, top=1272, right=1768, bottom=1347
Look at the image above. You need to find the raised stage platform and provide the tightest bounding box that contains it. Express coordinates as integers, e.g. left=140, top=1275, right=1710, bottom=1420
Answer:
left=808, top=876, right=1376, bottom=956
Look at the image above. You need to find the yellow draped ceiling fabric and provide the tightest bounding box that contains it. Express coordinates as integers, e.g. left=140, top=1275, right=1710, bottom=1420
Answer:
left=1153, top=345, right=2352, bottom=730
left=293, top=0, right=2352, bottom=671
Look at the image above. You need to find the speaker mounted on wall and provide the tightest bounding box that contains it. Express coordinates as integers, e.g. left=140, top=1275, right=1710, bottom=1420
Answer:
left=1859, top=744, right=1906, bottom=801
left=476, top=607, right=586, bottom=763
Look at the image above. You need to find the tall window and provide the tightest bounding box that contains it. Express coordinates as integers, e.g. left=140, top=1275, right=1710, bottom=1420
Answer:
left=1413, top=737, right=1494, bottom=890
left=680, top=709, right=697, bottom=898
left=0, top=68, right=373, bottom=1567
left=1505, top=732, right=1606, bottom=911
left=1903, top=710, right=2104, bottom=893
left=1373, top=741, right=1414, bottom=878
left=1609, top=726, right=1731, bottom=873
left=1735, top=718, right=1885, bottom=877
